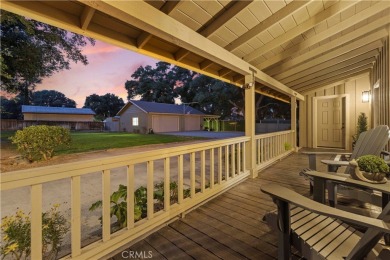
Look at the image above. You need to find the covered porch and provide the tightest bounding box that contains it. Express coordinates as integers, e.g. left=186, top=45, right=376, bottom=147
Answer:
left=1, top=1, right=389, bottom=259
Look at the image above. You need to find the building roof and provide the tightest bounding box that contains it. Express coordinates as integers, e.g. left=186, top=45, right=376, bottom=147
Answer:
left=117, top=100, right=206, bottom=116
left=22, top=105, right=95, bottom=115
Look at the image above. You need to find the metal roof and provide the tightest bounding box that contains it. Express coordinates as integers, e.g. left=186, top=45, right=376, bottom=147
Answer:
left=22, top=105, right=95, bottom=115
left=118, top=100, right=205, bottom=115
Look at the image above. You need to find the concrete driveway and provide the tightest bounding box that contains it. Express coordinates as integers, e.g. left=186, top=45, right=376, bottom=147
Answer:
left=161, top=131, right=244, bottom=139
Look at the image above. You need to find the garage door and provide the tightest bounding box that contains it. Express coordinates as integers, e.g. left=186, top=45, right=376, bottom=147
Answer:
left=152, top=115, right=179, bottom=132
left=185, top=117, right=201, bottom=131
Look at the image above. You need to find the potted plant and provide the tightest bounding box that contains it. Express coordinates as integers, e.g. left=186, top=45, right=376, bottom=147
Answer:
left=349, top=155, right=389, bottom=183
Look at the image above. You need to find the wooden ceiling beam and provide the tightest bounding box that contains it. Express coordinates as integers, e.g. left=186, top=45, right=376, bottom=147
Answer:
left=160, top=0, right=181, bottom=14
left=137, top=0, right=180, bottom=50
left=198, top=0, right=253, bottom=38
left=275, top=40, right=383, bottom=81
left=289, top=56, right=377, bottom=88
left=301, top=72, right=370, bottom=95
left=284, top=50, right=379, bottom=86
left=80, top=6, right=95, bottom=30
left=281, top=43, right=382, bottom=84
left=294, top=65, right=373, bottom=92
left=225, top=0, right=309, bottom=52
left=257, top=2, right=390, bottom=70
left=266, top=29, right=387, bottom=80
left=218, top=68, right=232, bottom=78
left=174, top=48, right=190, bottom=62
left=243, top=0, right=356, bottom=62
left=137, top=32, right=153, bottom=49
left=199, top=60, right=214, bottom=70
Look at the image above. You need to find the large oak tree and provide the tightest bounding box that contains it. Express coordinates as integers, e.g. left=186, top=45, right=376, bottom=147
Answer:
left=0, top=10, right=95, bottom=104
left=83, top=93, right=125, bottom=121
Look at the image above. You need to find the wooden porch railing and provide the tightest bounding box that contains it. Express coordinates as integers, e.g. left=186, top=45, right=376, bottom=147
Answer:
left=255, top=130, right=295, bottom=170
left=1, top=136, right=250, bottom=259
left=1, top=130, right=295, bottom=259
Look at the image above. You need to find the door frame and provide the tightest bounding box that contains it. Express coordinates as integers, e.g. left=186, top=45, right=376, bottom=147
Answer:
left=313, top=94, right=350, bottom=149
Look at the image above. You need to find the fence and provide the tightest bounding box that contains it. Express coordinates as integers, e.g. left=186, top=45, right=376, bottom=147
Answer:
left=0, top=119, right=104, bottom=131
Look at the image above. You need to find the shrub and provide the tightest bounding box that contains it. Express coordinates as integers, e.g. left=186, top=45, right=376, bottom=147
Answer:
left=10, top=125, right=71, bottom=162
left=357, top=155, right=389, bottom=173
left=89, top=185, right=145, bottom=229
left=284, top=142, right=292, bottom=151
left=0, top=205, right=69, bottom=260
left=90, top=182, right=192, bottom=229
left=352, top=112, right=368, bottom=146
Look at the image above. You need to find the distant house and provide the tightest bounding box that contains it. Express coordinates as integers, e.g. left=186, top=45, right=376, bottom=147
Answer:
left=22, top=105, right=95, bottom=122
left=116, top=100, right=218, bottom=133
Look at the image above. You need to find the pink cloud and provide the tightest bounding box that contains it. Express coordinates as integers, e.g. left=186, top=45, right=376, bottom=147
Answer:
left=36, top=39, right=158, bottom=107
left=82, top=42, right=121, bottom=55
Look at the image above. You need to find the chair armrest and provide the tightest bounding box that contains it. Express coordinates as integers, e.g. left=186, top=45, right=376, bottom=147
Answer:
left=321, top=160, right=350, bottom=167
left=304, top=170, right=390, bottom=194
left=381, top=150, right=390, bottom=156
left=301, top=151, right=352, bottom=171
left=261, top=184, right=390, bottom=233
left=301, top=151, right=352, bottom=156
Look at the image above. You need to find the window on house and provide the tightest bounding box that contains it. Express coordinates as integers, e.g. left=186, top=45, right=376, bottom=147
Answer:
left=132, top=117, right=139, bottom=126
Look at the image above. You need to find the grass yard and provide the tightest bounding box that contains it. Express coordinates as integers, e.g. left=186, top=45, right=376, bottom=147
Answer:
left=1, top=131, right=205, bottom=156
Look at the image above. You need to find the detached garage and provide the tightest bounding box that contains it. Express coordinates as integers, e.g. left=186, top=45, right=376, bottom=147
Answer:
left=117, top=100, right=216, bottom=133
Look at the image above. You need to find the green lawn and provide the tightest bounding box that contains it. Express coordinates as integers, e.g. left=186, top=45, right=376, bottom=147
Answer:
left=2, top=131, right=205, bottom=155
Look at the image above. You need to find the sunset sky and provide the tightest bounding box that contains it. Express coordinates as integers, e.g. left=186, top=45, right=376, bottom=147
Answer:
left=37, top=40, right=158, bottom=108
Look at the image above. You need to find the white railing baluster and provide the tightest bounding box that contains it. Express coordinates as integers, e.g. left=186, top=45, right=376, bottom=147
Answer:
left=127, top=165, right=135, bottom=229
left=190, top=152, right=196, bottom=198
left=102, top=169, right=111, bottom=242
left=231, top=144, right=236, bottom=177
left=147, top=161, right=154, bottom=219
left=242, top=141, right=246, bottom=171
left=201, top=150, right=205, bottom=193
left=164, top=157, right=170, bottom=211
left=225, top=145, right=229, bottom=180
left=210, top=148, right=215, bottom=189
left=260, top=139, right=264, bottom=162
left=71, top=176, right=81, bottom=257
left=31, top=184, right=42, bottom=260
left=237, top=142, right=241, bottom=174
left=178, top=154, right=184, bottom=203
left=218, top=147, right=222, bottom=184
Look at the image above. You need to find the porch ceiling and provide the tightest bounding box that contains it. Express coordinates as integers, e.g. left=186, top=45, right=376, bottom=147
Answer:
left=2, top=1, right=389, bottom=102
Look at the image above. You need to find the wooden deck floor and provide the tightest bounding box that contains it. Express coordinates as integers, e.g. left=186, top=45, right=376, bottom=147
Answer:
left=109, top=151, right=332, bottom=260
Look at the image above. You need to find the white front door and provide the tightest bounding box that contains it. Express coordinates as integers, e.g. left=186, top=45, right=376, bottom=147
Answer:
left=317, top=97, right=344, bottom=148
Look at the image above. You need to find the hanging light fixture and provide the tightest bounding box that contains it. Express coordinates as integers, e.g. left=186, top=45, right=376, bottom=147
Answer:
left=361, top=90, right=371, bottom=103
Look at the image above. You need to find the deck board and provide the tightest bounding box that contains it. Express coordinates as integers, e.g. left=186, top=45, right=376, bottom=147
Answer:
left=110, top=151, right=333, bottom=259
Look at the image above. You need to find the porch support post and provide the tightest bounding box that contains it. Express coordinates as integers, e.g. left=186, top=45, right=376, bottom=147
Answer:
left=291, top=96, right=298, bottom=151
left=245, top=73, right=257, bottom=178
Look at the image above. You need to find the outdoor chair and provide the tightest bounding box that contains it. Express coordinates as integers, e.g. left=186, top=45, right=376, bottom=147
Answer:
left=301, top=125, right=390, bottom=207
left=262, top=183, right=390, bottom=260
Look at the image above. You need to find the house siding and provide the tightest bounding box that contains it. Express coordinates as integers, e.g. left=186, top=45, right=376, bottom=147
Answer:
left=371, top=37, right=389, bottom=150
left=299, top=76, right=371, bottom=150
left=23, top=113, right=94, bottom=122
left=119, top=105, right=148, bottom=133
